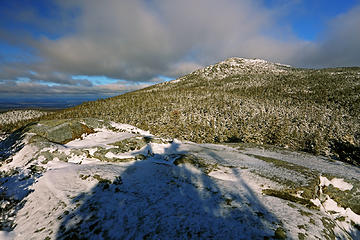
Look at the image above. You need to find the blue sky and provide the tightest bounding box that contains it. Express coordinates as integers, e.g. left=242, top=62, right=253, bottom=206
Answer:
left=264, top=0, right=359, bottom=40
left=1, top=0, right=360, bottom=105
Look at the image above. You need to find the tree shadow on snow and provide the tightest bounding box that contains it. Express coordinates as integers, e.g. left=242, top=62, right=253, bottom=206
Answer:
left=56, top=141, right=280, bottom=239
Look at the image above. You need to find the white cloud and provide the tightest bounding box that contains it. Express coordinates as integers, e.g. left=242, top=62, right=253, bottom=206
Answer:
left=36, top=0, right=306, bottom=80
left=1, top=0, right=360, bottom=97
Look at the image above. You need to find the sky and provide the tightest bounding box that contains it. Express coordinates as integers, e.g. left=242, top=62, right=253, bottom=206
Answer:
left=1, top=0, right=360, bottom=106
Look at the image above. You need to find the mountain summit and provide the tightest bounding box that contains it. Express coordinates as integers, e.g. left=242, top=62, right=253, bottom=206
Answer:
left=168, top=57, right=292, bottom=85
left=193, top=57, right=291, bottom=79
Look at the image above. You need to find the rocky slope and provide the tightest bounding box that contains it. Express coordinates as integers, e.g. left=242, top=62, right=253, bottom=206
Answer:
left=38, top=57, right=360, bottom=165
left=1, top=118, right=359, bottom=239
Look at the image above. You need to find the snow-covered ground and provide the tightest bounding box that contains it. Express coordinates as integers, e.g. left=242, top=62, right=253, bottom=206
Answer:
left=0, top=119, right=359, bottom=239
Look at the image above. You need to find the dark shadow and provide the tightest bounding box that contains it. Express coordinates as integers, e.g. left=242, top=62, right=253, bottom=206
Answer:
left=225, top=136, right=243, bottom=143
left=351, top=224, right=360, bottom=239
left=0, top=122, right=41, bottom=231
left=330, top=140, right=360, bottom=166
left=349, top=225, right=360, bottom=240
left=56, top=142, right=280, bottom=239
left=0, top=171, right=38, bottom=230
left=0, top=124, right=30, bottom=162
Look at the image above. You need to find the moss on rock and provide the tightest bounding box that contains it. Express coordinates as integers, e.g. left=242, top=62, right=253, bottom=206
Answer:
left=28, top=119, right=95, bottom=144
left=109, top=137, right=147, bottom=152
left=262, top=189, right=317, bottom=209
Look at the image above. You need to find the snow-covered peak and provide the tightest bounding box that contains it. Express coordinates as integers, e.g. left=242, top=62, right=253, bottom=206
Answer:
left=179, top=57, right=292, bottom=81
left=223, top=57, right=269, bottom=65
left=158, top=57, right=292, bottom=86
left=223, top=57, right=291, bottom=67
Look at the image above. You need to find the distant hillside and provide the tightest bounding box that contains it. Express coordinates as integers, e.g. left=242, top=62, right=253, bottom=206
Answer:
left=14, top=58, right=360, bottom=164
left=0, top=110, right=49, bottom=126
left=0, top=110, right=50, bottom=136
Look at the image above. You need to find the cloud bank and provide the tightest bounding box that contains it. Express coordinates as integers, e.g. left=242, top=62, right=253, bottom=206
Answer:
left=1, top=0, right=360, bottom=98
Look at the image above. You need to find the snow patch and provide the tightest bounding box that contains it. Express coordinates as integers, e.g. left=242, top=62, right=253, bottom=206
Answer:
left=317, top=195, right=360, bottom=226
left=110, top=122, right=152, bottom=136
left=320, top=176, right=353, bottom=191
left=170, top=79, right=180, bottom=84
left=65, top=128, right=134, bottom=148
left=208, top=167, right=237, bottom=182
left=104, top=152, right=134, bottom=160
left=1, top=144, right=38, bottom=172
